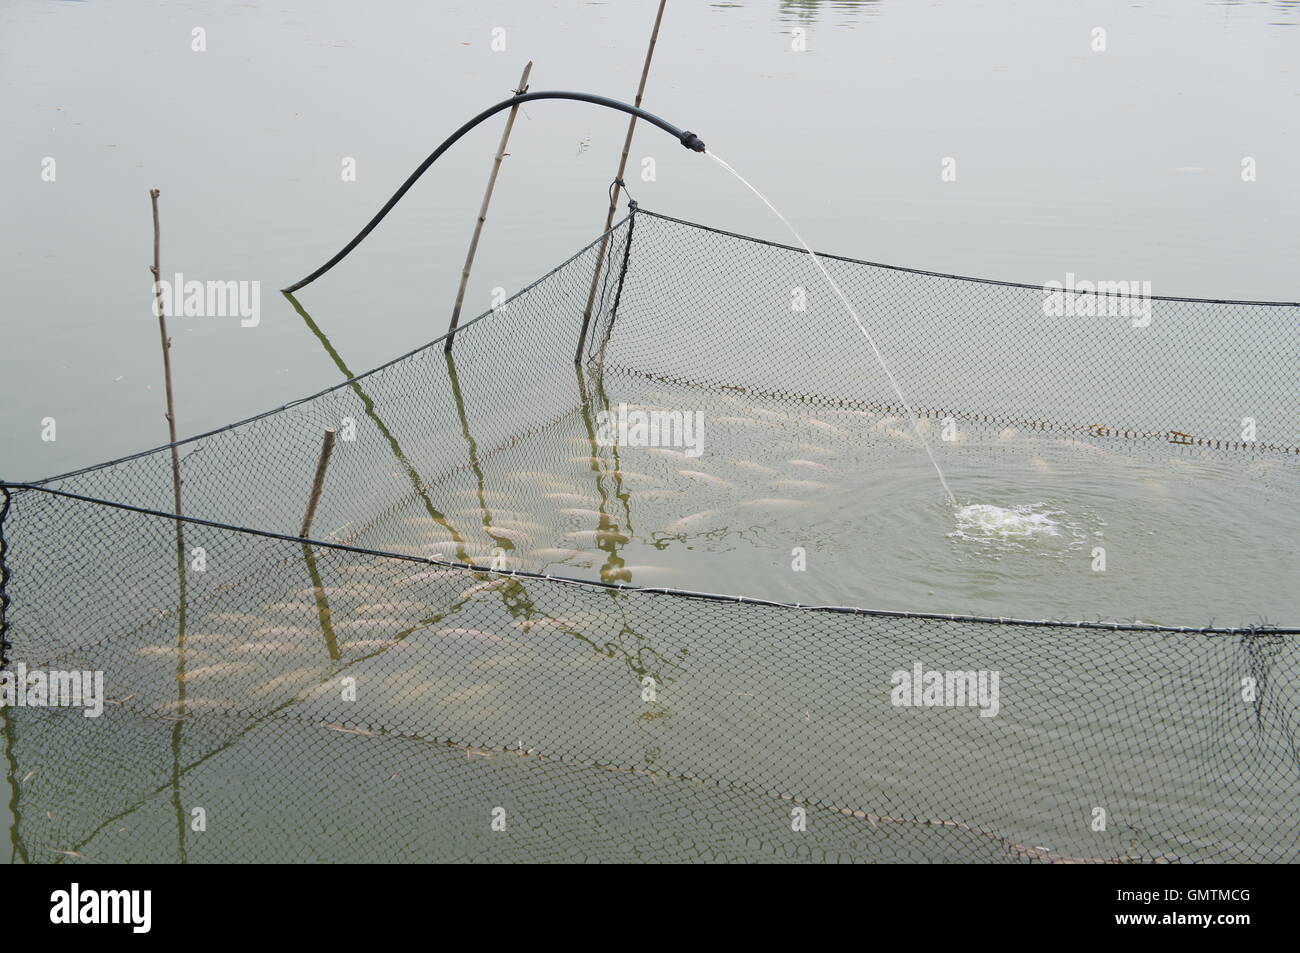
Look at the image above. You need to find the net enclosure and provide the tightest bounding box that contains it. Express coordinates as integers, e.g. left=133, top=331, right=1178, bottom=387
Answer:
left=2, top=205, right=1298, bottom=864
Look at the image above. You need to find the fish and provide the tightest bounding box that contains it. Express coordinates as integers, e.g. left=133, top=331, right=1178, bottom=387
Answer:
left=334, top=618, right=408, bottom=633
left=502, top=478, right=574, bottom=494
left=678, top=469, right=731, bottom=487
left=449, top=507, right=532, bottom=522
left=505, top=470, right=570, bottom=483
left=257, top=667, right=327, bottom=697
left=404, top=516, right=459, bottom=530
left=336, top=561, right=400, bottom=576
left=481, top=525, right=534, bottom=544
left=560, top=507, right=607, bottom=521
left=511, top=617, right=585, bottom=633
left=485, top=517, right=549, bottom=533
left=137, top=645, right=214, bottom=659
left=771, top=479, right=829, bottom=491
left=600, top=565, right=682, bottom=584
left=356, top=602, right=426, bottom=614
left=664, top=510, right=717, bottom=533
left=253, top=626, right=318, bottom=638
left=804, top=418, right=841, bottom=434
left=544, top=492, right=599, bottom=506
left=233, top=641, right=308, bottom=655
left=420, top=543, right=493, bottom=561
left=416, top=539, right=466, bottom=552
left=342, top=639, right=404, bottom=651
left=531, top=547, right=592, bottom=562
left=824, top=408, right=876, bottom=424
left=294, top=587, right=370, bottom=599
left=202, top=612, right=265, bottom=625
left=730, top=460, right=779, bottom=477
left=568, top=528, right=631, bottom=545
left=180, top=662, right=257, bottom=682
left=738, top=497, right=809, bottom=509
left=443, top=683, right=501, bottom=704
left=182, top=634, right=242, bottom=648
left=438, top=628, right=508, bottom=645
left=267, top=602, right=321, bottom=613
left=458, top=578, right=512, bottom=600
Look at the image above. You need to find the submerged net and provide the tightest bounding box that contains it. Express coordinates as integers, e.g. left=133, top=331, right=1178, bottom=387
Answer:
left=2, top=205, right=1297, bottom=864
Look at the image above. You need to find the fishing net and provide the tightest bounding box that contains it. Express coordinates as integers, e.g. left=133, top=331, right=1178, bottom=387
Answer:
left=2, top=205, right=1297, bottom=864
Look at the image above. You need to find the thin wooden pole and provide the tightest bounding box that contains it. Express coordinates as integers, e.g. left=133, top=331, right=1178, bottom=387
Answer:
left=574, top=0, right=666, bottom=365
left=149, top=190, right=190, bottom=741
left=445, top=61, right=533, bottom=353
left=149, top=189, right=183, bottom=519
left=299, top=428, right=337, bottom=538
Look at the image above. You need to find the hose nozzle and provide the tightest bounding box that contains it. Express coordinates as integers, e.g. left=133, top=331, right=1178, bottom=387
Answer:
left=680, top=131, right=706, bottom=153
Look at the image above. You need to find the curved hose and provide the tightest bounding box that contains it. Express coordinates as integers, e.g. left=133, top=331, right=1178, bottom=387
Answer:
left=283, top=90, right=706, bottom=292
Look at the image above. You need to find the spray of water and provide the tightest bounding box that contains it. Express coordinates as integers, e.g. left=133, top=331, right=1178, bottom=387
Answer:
left=706, top=152, right=957, bottom=505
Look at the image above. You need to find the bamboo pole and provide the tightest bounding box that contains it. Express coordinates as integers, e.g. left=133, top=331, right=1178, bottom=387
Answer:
left=573, top=0, right=667, bottom=364
left=444, top=61, right=533, bottom=353
left=149, top=189, right=183, bottom=519
left=299, top=428, right=337, bottom=538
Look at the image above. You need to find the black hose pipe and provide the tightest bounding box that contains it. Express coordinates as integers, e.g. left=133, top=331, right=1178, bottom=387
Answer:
left=282, top=90, right=707, bottom=293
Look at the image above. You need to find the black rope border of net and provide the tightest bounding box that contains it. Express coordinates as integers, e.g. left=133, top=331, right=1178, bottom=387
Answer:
left=2, top=482, right=1295, bottom=635
left=603, top=364, right=1300, bottom=455
left=635, top=208, right=1300, bottom=307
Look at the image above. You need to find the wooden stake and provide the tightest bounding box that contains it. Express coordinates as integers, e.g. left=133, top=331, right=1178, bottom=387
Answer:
left=574, top=0, right=666, bottom=364
left=445, top=61, right=533, bottom=352
left=149, top=189, right=184, bottom=520
left=299, top=428, right=337, bottom=538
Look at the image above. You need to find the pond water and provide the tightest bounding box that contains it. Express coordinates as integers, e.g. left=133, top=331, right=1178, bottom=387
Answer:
left=350, top=373, right=1299, bottom=627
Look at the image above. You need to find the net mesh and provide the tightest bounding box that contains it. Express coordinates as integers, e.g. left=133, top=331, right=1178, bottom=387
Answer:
left=2, top=206, right=1297, bottom=864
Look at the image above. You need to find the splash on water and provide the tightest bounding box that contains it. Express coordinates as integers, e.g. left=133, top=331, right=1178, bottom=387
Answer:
left=951, top=503, right=1063, bottom=542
